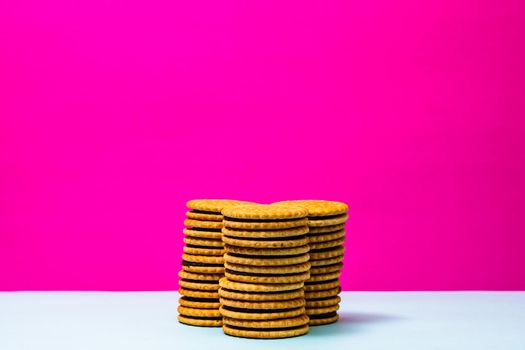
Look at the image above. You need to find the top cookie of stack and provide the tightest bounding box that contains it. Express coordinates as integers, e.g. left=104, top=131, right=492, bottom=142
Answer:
left=178, top=199, right=253, bottom=328
left=273, top=200, right=348, bottom=326
left=219, top=204, right=312, bottom=339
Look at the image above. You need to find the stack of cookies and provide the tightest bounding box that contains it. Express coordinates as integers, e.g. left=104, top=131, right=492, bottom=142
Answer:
left=273, top=200, right=348, bottom=326
left=178, top=199, right=253, bottom=327
left=218, top=205, right=311, bottom=339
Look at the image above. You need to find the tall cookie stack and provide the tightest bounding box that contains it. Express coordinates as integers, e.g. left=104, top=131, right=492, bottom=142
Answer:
left=218, top=205, right=311, bottom=339
left=274, top=200, right=348, bottom=326
left=178, top=199, right=253, bottom=327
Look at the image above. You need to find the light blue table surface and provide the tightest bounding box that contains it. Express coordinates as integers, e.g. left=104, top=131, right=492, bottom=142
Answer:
left=1, top=292, right=524, bottom=350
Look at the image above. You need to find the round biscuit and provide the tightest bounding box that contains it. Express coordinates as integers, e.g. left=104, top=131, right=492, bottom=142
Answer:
left=309, top=237, right=345, bottom=251
left=223, top=218, right=308, bottom=230
left=222, top=324, right=308, bottom=339
left=178, top=287, right=219, bottom=299
left=222, top=235, right=309, bottom=249
left=305, top=296, right=341, bottom=308
left=225, top=244, right=309, bottom=256
left=220, top=297, right=305, bottom=310
left=305, top=304, right=340, bottom=316
left=186, top=199, right=254, bottom=212
left=224, top=261, right=310, bottom=275
left=222, top=226, right=308, bottom=239
left=178, top=314, right=222, bottom=327
left=273, top=200, right=348, bottom=217
left=309, top=314, right=339, bottom=326
left=222, top=314, right=309, bottom=329
left=218, top=287, right=304, bottom=301
left=304, top=279, right=340, bottom=292
left=308, top=214, right=348, bottom=227
left=224, top=253, right=310, bottom=266
left=183, top=228, right=222, bottom=239
left=219, top=277, right=303, bottom=292
left=184, top=219, right=223, bottom=230
left=186, top=211, right=223, bottom=221
left=225, top=270, right=310, bottom=284
left=222, top=204, right=307, bottom=220
left=309, top=246, right=345, bottom=260
left=219, top=305, right=306, bottom=320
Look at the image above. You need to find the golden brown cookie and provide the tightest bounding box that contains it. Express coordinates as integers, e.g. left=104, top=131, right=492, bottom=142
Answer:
left=309, top=255, right=344, bottom=267
left=178, top=270, right=223, bottom=281
left=309, top=246, right=345, bottom=260
left=178, top=279, right=220, bottom=291
left=309, top=237, right=345, bottom=250
left=184, top=219, right=223, bottom=230
left=222, top=204, right=307, bottom=220
left=224, top=261, right=310, bottom=275
left=225, top=270, right=310, bottom=284
left=178, top=305, right=221, bottom=318
left=304, top=287, right=340, bottom=299
left=182, top=254, right=224, bottom=265
left=304, top=279, right=340, bottom=292
left=178, top=315, right=222, bottom=327
left=179, top=287, right=219, bottom=299
left=310, top=263, right=343, bottom=275
left=308, top=229, right=345, bottom=244
left=273, top=200, right=348, bottom=217
left=219, top=305, right=306, bottom=320
left=183, top=236, right=224, bottom=247
left=306, top=271, right=341, bottom=283
left=220, top=297, right=305, bottom=310
left=182, top=263, right=224, bottom=274
left=183, top=246, right=225, bottom=256
left=186, top=211, right=223, bottom=221
left=179, top=296, right=221, bottom=309
left=223, top=218, right=308, bottom=230
left=219, top=277, right=303, bottom=292
left=183, top=228, right=222, bottom=239
left=308, top=224, right=346, bottom=234
left=305, top=304, right=340, bottom=316
left=224, top=253, right=310, bottom=266
left=222, top=235, right=309, bottom=249
left=225, top=244, right=309, bottom=256
left=187, top=199, right=255, bottom=213
left=222, top=226, right=309, bottom=239
left=308, top=214, right=348, bottom=227
left=305, top=296, right=341, bottom=308
left=308, top=312, right=339, bottom=326
left=219, top=287, right=305, bottom=301
left=222, top=314, right=309, bottom=328
left=222, top=324, right=308, bottom=339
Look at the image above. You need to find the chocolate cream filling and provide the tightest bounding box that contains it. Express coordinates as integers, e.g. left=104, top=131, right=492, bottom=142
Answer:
left=191, top=210, right=221, bottom=215
left=180, top=296, right=220, bottom=302
left=180, top=278, right=219, bottom=284
left=307, top=311, right=338, bottom=319
left=304, top=278, right=339, bottom=286
left=182, top=260, right=223, bottom=267
left=308, top=214, right=347, bottom=221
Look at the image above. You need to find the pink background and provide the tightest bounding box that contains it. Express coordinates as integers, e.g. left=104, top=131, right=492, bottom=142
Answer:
left=1, top=1, right=525, bottom=291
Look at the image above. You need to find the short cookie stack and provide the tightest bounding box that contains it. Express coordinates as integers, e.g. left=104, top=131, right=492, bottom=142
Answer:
left=178, top=199, right=252, bottom=327
left=274, top=200, right=348, bottom=326
left=219, top=205, right=311, bottom=339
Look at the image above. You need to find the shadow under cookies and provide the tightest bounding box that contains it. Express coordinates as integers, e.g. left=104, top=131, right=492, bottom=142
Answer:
left=308, top=311, right=404, bottom=337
